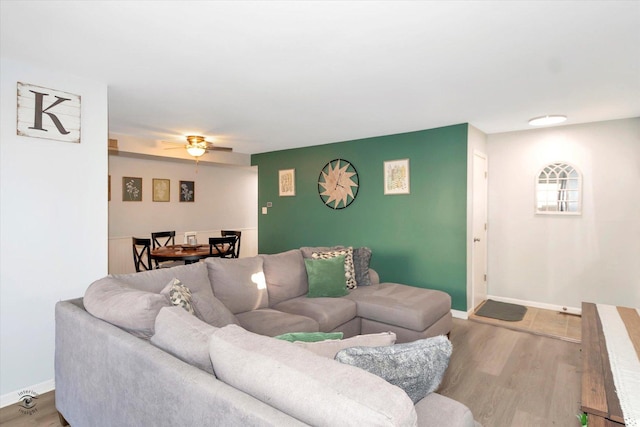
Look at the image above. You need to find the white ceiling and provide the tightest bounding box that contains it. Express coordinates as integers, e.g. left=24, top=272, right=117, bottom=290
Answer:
left=2, top=1, right=639, bottom=154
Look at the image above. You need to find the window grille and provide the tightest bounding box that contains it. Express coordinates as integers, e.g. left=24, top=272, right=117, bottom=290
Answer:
left=536, top=162, right=582, bottom=214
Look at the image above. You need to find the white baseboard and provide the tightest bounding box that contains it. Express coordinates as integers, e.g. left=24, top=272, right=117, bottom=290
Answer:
left=0, top=379, right=55, bottom=408
left=486, top=295, right=582, bottom=316
left=451, top=309, right=469, bottom=320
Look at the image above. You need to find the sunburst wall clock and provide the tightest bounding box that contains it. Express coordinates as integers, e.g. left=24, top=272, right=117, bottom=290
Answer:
left=318, top=159, right=360, bottom=209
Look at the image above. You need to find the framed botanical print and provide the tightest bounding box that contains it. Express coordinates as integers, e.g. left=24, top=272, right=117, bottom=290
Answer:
left=122, top=177, right=142, bottom=201
left=279, top=169, right=296, bottom=196
left=152, top=178, right=170, bottom=202
left=180, top=180, right=195, bottom=202
left=384, top=159, right=410, bottom=195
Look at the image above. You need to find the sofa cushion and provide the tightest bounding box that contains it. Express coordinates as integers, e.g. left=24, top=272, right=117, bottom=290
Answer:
left=312, top=247, right=357, bottom=289
left=294, top=331, right=397, bottom=359
left=335, top=335, right=452, bottom=403
left=305, top=255, right=349, bottom=298
left=353, top=247, right=373, bottom=286
left=112, top=262, right=224, bottom=328
left=209, top=324, right=418, bottom=427
left=235, top=308, right=319, bottom=336
left=346, top=283, right=451, bottom=332
left=150, top=306, right=217, bottom=375
left=414, top=393, right=478, bottom=427
left=273, top=295, right=357, bottom=331
left=205, top=256, right=268, bottom=314
left=84, top=276, right=171, bottom=338
left=261, top=249, right=308, bottom=306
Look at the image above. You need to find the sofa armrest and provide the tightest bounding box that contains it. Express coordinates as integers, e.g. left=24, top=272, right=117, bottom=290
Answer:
left=368, top=268, right=380, bottom=285
left=55, top=299, right=306, bottom=427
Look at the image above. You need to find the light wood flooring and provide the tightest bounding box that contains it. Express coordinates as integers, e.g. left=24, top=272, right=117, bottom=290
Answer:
left=439, top=318, right=583, bottom=427
left=470, top=303, right=582, bottom=343
left=0, top=318, right=583, bottom=427
left=0, top=390, right=62, bottom=427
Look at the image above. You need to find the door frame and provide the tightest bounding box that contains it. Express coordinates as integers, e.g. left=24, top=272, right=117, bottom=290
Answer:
left=471, top=150, right=488, bottom=311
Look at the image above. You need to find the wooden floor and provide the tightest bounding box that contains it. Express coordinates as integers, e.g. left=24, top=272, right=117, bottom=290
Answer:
left=0, top=390, right=63, bottom=427
left=0, top=319, right=583, bottom=427
left=470, top=304, right=582, bottom=343
left=439, top=318, right=583, bottom=427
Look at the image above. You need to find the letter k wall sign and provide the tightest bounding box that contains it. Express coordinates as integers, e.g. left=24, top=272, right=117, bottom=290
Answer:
left=17, top=82, right=81, bottom=143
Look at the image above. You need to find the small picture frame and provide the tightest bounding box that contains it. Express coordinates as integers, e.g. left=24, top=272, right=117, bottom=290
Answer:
left=122, top=177, right=142, bottom=201
left=384, top=159, right=410, bottom=195
left=279, top=169, right=296, bottom=197
left=180, top=180, right=195, bottom=202
left=152, top=178, right=170, bottom=202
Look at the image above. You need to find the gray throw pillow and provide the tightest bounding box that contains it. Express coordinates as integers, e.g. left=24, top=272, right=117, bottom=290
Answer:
left=151, top=306, right=218, bottom=375
left=335, top=335, right=452, bottom=403
left=352, top=247, right=372, bottom=286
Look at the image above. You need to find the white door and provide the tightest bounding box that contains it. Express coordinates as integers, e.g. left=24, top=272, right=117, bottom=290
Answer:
left=472, top=152, right=488, bottom=310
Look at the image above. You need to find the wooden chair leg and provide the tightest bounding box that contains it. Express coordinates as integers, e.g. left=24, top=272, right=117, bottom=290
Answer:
left=58, top=411, right=70, bottom=426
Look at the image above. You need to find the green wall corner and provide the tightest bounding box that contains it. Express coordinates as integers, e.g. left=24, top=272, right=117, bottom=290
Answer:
left=252, top=123, right=469, bottom=311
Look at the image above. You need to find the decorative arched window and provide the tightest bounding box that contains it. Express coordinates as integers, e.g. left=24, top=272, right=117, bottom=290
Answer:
left=536, top=162, right=582, bottom=215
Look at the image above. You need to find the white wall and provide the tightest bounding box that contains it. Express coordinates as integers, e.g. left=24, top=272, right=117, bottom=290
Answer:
left=487, top=118, right=640, bottom=310
left=108, top=153, right=258, bottom=273
left=0, top=59, right=108, bottom=402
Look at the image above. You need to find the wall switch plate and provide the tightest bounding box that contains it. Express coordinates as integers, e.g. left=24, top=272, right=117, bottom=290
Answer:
left=261, top=207, right=268, bottom=214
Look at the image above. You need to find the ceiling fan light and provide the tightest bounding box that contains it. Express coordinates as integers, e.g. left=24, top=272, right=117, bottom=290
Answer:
left=528, top=115, right=567, bottom=126
left=186, top=135, right=205, bottom=144
left=186, top=145, right=206, bottom=157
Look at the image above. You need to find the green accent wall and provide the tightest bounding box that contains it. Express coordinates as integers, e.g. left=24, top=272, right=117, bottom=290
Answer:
left=251, top=123, right=469, bottom=311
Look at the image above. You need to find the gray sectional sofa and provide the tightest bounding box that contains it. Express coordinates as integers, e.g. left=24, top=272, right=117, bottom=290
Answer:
left=55, top=246, right=478, bottom=426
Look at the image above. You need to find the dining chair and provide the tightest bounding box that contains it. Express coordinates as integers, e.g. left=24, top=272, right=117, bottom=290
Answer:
left=221, top=230, right=242, bottom=258
left=132, top=237, right=152, bottom=272
left=209, top=236, right=238, bottom=258
left=151, top=230, right=183, bottom=268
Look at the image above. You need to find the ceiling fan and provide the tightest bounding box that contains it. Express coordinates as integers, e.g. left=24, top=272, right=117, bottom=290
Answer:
left=163, top=135, right=232, bottom=158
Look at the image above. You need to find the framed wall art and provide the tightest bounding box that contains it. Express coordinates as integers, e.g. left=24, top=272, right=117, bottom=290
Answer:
left=279, top=169, right=296, bottom=196
left=384, top=159, right=410, bottom=195
left=122, top=177, right=142, bottom=201
left=180, top=180, right=195, bottom=202
left=152, top=178, right=170, bottom=202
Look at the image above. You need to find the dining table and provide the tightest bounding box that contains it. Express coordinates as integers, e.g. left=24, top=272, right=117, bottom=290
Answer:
left=150, top=243, right=231, bottom=265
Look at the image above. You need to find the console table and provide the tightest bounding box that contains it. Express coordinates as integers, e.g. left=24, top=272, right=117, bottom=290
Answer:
left=581, top=302, right=640, bottom=427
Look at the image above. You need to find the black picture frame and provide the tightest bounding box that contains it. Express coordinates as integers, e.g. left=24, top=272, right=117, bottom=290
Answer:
left=179, top=180, right=195, bottom=202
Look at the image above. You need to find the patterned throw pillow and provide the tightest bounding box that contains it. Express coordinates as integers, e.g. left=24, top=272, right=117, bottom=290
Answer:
left=335, top=335, right=452, bottom=403
left=312, top=247, right=357, bottom=289
left=165, top=278, right=195, bottom=315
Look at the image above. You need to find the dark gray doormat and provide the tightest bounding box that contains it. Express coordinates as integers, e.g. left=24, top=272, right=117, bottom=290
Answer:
left=475, top=299, right=527, bottom=322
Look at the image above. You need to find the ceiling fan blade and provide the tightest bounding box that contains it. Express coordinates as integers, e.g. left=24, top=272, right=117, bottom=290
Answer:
left=160, top=138, right=233, bottom=153
left=205, top=144, right=233, bottom=152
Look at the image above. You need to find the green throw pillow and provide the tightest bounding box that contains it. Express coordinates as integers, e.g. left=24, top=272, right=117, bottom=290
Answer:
left=305, top=255, right=349, bottom=298
left=274, top=331, right=344, bottom=342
